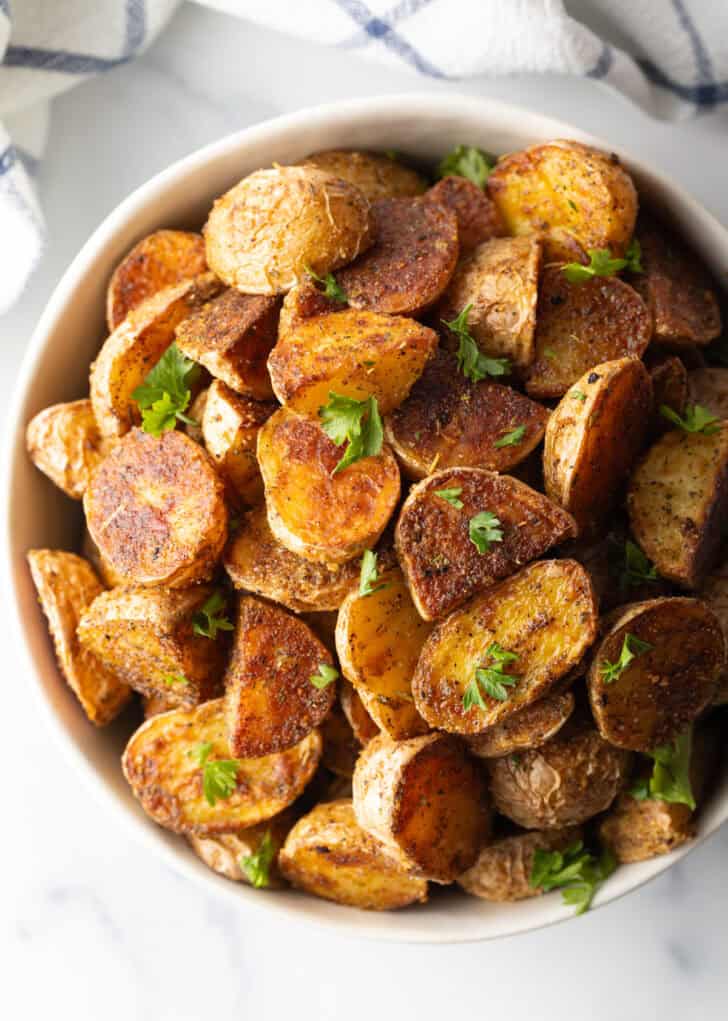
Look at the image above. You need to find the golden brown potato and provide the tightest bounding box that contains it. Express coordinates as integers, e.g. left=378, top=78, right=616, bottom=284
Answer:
left=700, top=559, right=728, bottom=703
left=457, top=826, right=582, bottom=901
left=335, top=568, right=431, bottom=740
left=27, top=550, right=132, bottom=725
left=688, top=367, right=728, bottom=420
left=438, top=237, right=541, bottom=371
left=424, top=176, right=505, bottom=251
left=487, top=718, right=630, bottom=828
left=599, top=790, right=694, bottom=864
left=587, top=598, right=723, bottom=751
left=203, top=166, right=373, bottom=295
left=225, top=596, right=336, bottom=757
left=184, top=387, right=209, bottom=445
left=77, top=584, right=226, bottom=706
left=487, top=140, right=638, bottom=261
left=395, top=467, right=576, bottom=620
left=258, top=407, right=400, bottom=565
left=320, top=704, right=360, bottom=778
left=352, top=732, right=491, bottom=882
left=201, top=380, right=275, bottom=506
left=465, top=691, right=575, bottom=759
left=299, top=149, right=427, bottom=201
left=412, top=560, right=597, bottom=734
left=106, top=230, right=208, bottom=331
left=123, top=698, right=321, bottom=835
left=81, top=526, right=125, bottom=588
left=645, top=353, right=688, bottom=437
left=543, top=358, right=652, bottom=534
left=188, top=813, right=292, bottom=888
left=525, top=269, right=651, bottom=399
left=90, top=274, right=223, bottom=437
left=627, top=422, right=728, bottom=588
left=175, top=289, right=280, bottom=400
left=340, top=680, right=380, bottom=745
left=279, top=799, right=428, bottom=909
left=336, top=196, right=458, bottom=315
left=278, top=278, right=343, bottom=339
left=384, top=349, right=548, bottom=480
left=142, top=690, right=177, bottom=719
left=26, top=399, right=112, bottom=500
left=84, top=427, right=227, bottom=588
left=268, top=309, right=437, bottom=417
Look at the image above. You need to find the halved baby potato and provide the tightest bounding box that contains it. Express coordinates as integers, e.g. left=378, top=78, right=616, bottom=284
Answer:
left=544, top=358, right=652, bottom=534
left=27, top=550, right=132, bottom=725
left=646, top=352, right=688, bottom=436
left=321, top=704, right=360, bottom=778
left=278, top=278, right=343, bottom=339
left=336, top=567, right=431, bottom=740
left=188, top=812, right=292, bottom=888
left=466, top=690, right=575, bottom=759
left=525, top=269, right=652, bottom=399
left=77, top=584, right=227, bottom=706
left=203, top=165, right=373, bottom=295
left=258, top=407, right=400, bottom=565
left=201, top=380, right=275, bottom=506
left=26, top=399, right=112, bottom=500
left=84, top=427, right=227, bottom=588
left=340, top=680, right=380, bottom=745
left=412, top=559, right=597, bottom=735
left=688, top=367, right=728, bottom=420
left=143, top=690, right=177, bottom=719
left=122, top=698, right=322, bottom=835
left=587, top=597, right=724, bottom=751
left=395, top=467, right=576, bottom=620
left=267, top=309, right=437, bottom=417
left=81, top=527, right=125, bottom=588
left=279, top=799, right=428, bottom=910
left=299, top=149, right=427, bottom=201
left=457, top=826, right=582, bottom=901
left=424, top=176, right=505, bottom=251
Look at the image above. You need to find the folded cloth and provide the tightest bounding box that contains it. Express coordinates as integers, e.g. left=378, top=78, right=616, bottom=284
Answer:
left=1, top=0, right=727, bottom=313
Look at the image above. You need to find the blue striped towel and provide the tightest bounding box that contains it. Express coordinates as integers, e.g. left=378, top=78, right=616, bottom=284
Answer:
left=2, top=0, right=727, bottom=313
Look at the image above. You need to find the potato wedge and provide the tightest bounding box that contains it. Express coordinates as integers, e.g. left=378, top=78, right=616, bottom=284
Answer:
left=258, top=407, right=400, bottom=565
left=299, top=149, right=427, bottom=201
left=700, top=559, right=728, bottom=704
left=627, top=422, right=728, bottom=588
left=466, top=690, right=575, bottom=759
left=84, top=427, right=227, bottom=588
left=90, top=274, right=223, bottom=437
left=201, top=380, right=275, bottom=506
left=321, top=704, right=360, bottom=778
left=106, top=230, right=208, bottom=331
left=184, top=387, right=209, bottom=445
left=336, top=568, right=431, bottom=740
left=424, top=176, right=505, bottom=251
left=412, top=560, right=597, bottom=734
left=278, top=278, right=343, bottom=339
left=340, top=680, right=380, bottom=745
left=457, top=826, right=582, bottom=901
left=122, top=698, right=321, bottom=835
left=645, top=352, right=688, bottom=437
left=384, top=349, right=548, bottom=480
left=204, top=166, right=373, bottom=295
left=544, top=358, right=652, bottom=534
left=438, top=236, right=541, bottom=371
left=587, top=597, right=723, bottom=751
left=352, top=732, right=490, bottom=881
left=77, top=584, right=227, bottom=706
left=175, top=288, right=280, bottom=400
left=487, top=718, right=630, bottom=828
left=525, top=269, right=652, bottom=399
left=26, top=399, right=112, bottom=500
left=267, top=309, right=437, bottom=418
left=225, top=596, right=336, bottom=757
left=688, top=367, right=728, bottom=420
left=395, top=467, right=577, bottom=620
left=188, top=813, right=291, bottom=887
left=27, top=550, right=132, bottom=725
left=336, top=196, right=458, bottom=315
left=487, top=140, right=638, bottom=261
left=279, top=799, right=428, bottom=909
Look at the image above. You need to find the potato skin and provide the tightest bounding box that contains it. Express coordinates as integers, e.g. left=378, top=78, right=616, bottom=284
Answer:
left=279, top=799, right=428, bottom=910
left=321, top=704, right=360, bottom=778
left=457, top=826, right=582, bottom=901
left=122, top=698, right=322, bottom=835
left=688, top=367, right=728, bottom=420
left=299, top=150, right=427, bottom=201
left=599, top=790, right=694, bottom=864
left=27, top=550, right=132, bottom=725
left=84, top=427, right=227, bottom=588
left=81, top=526, right=125, bottom=588
left=646, top=353, right=688, bottom=437
left=188, top=813, right=291, bottom=888
left=201, top=380, right=275, bottom=507
left=26, top=399, right=112, bottom=500
left=340, top=680, right=380, bottom=745
left=424, top=176, right=506, bottom=251
left=701, top=559, right=728, bottom=704
left=278, top=279, right=343, bottom=339
left=203, top=166, right=373, bottom=295
left=466, top=691, right=575, bottom=759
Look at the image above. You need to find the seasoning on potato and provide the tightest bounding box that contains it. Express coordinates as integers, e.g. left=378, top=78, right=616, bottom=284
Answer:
left=465, top=690, right=575, bottom=759
left=424, top=175, right=505, bottom=251
left=26, top=399, right=112, bottom=500
left=458, top=826, right=582, bottom=901
left=299, top=149, right=427, bottom=201
left=201, top=380, right=276, bottom=506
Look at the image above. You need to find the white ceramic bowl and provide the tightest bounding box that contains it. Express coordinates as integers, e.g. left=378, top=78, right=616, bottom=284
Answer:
left=4, top=93, right=727, bottom=943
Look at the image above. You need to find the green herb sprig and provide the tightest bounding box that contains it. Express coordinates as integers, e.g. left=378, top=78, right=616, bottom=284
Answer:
left=132, top=343, right=201, bottom=437
left=630, top=728, right=695, bottom=809
left=192, top=591, right=234, bottom=640
left=469, top=511, right=503, bottom=554
left=194, top=742, right=239, bottom=806
left=530, top=841, right=617, bottom=915
left=562, top=240, right=642, bottom=284
left=659, top=403, right=721, bottom=435
left=437, top=145, right=494, bottom=188
left=319, top=392, right=383, bottom=474
left=240, top=831, right=276, bottom=888
left=442, top=305, right=510, bottom=382
left=463, top=643, right=519, bottom=710
left=600, top=632, right=653, bottom=684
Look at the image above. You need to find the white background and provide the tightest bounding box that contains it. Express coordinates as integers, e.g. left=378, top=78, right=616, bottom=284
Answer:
left=2, top=5, right=728, bottom=1018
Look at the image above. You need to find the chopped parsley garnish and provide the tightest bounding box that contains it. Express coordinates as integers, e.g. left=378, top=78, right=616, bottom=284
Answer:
left=630, top=728, right=695, bottom=810
left=494, top=424, right=526, bottom=448
left=192, top=591, right=234, bottom=640
left=442, top=305, right=510, bottom=382
left=310, top=663, right=339, bottom=690
left=600, top=632, right=653, bottom=684
left=194, top=742, right=239, bottom=806
left=319, top=392, right=383, bottom=474
left=620, top=539, right=658, bottom=589
left=240, top=830, right=276, bottom=888
left=132, top=343, right=201, bottom=437
left=435, top=487, right=464, bottom=509
left=163, top=673, right=189, bottom=687
left=571, top=389, right=587, bottom=402
left=659, top=403, right=721, bottom=435
left=305, top=264, right=348, bottom=304
left=562, top=240, right=643, bottom=284
left=530, top=840, right=617, bottom=915
left=359, top=549, right=387, bottom=596
left=463, top=642, right=519, bottom=709
left=469, top=511, right=503, bottom=554
left=436, top=145, right=494, bottom=188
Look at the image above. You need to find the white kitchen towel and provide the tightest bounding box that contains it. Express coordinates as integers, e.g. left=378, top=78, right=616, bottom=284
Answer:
left=1, top=0, right=727, bottom=313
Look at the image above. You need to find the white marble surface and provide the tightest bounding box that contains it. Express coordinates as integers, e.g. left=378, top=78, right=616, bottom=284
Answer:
left=2, top=4, right=728, bottom=1018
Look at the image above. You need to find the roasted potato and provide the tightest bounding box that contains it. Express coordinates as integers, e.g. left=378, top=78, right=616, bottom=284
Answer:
left=267, top=309, right=437, bottom=417
left=466, top=690, right=575, bottom=759
left=201, top=380, right=275, bottom=506
left=457, top=826, right=582, bottom=901
left=701, top=559, right=728, bottom=704
left=84, top=427, right=227, bottom=588
left=335, top=567, right=431, bottom=740
left=106, top=229, right=208, bottom=331
left=587, top=598, right=723, bottom=751
left=424, top=176, right=505, bottom=251
left=688, top=367, right=728, bottom=420
left=279, top=799, right=428, bottom=909
left=26, top=399, right=112, bottom=500
left=645, top=353, right=688, bottom=437
left=340, top=680, right=380, bottom=745
left=299, top=149, right=427, bottom=201
left=258, top=407, right=400, bottom=565
left=544, top=358, right=652, bottom=534
left=90, top=274, right=223, bottom=437
left=142, top=690, right=177, bottom=719
left=81, top=526, right=125, bottom=588
left=487, top=140, right=638, bottom=261
left=188, top=813, right=291, bottom=887
left=203, top=166, right=373, bottom=295
left=123, top=699, right=321, bottom=835
left=278, top=278, right=343, bottom=339
left=525, top=269, right=652, bottom=399
left=627, top=422, right=728, bottom=588
left=184, top=387, right=209, bottom=445
left=320, top=704, right=360, bottom=778
left=412, top=560, right=597, bottom=734
left=27, top=550, right=132, bottom=725
left=77, top=584, right=227, bottom=706
left=395, top=467, right=577, bottom=620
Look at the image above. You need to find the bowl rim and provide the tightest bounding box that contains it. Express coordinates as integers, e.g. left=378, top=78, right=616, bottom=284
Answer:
left=4, top=91, right=727, bottom=944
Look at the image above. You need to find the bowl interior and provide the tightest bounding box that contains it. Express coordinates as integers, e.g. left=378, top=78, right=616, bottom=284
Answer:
left=4, top=93, right=728, bottom=943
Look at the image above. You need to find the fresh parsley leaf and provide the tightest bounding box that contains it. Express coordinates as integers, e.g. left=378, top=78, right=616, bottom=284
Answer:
left=571, top=390, right=587, bottom=402
left=240, top=830, right=276, bottom=888
left=310, top=662, right=339, bottom=689
left=561, top=241, right=641, bottom=285
left=623, top=238, right=643, bottom=273
left=543, top=347, right=557, bottom=360
left=192, top=590, right=234, bottom=640
left=659, top=403, right=721, bottom=435
left=462, top=678, right=486, bottom=711
left=435, top=487, right=464, bottom=509
left=621, top=539, right=658, bottom=589
left=600, top=632, right=653, bottom=684
left=132, top=343, right=200, bottom=437
left=530, top=841, right=617, bottom=915
left=464, top=642, right=519, bottom=708
left=359, top=549, right=387, bottom=596
left=494, top=424, right=526, bottom=448
left=319, top=392, right=383, bottom=474
left=469, top=511, right=503, bottom=554
left=305, top=264, right=348, bottom=304
left=442, top=305, right=510, bottom=382
left=163, top=672, right=189, bottom=687
left=630, top=728, right=695, bottom=810
left=194, top=743, right=239, bottom=806
left=437, top=145, right=494, bottom=188
left=194, top=741, right=214, bottom=765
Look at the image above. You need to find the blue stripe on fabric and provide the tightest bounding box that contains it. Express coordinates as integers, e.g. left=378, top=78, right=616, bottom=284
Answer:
left=123, top=0, right=147, bottom=58
left=334, top=0, right=445, bottom=77
left=338, top=0, right=437, bottom=49
left=16, top=146, right=39, bottom=176
left=637, top=58, right=728, bottom=105
left=586, top=42, right=613, bottom=80
left=0, top=144, right=16, bottom=176
left=671, top=0, right=714, bottom=88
